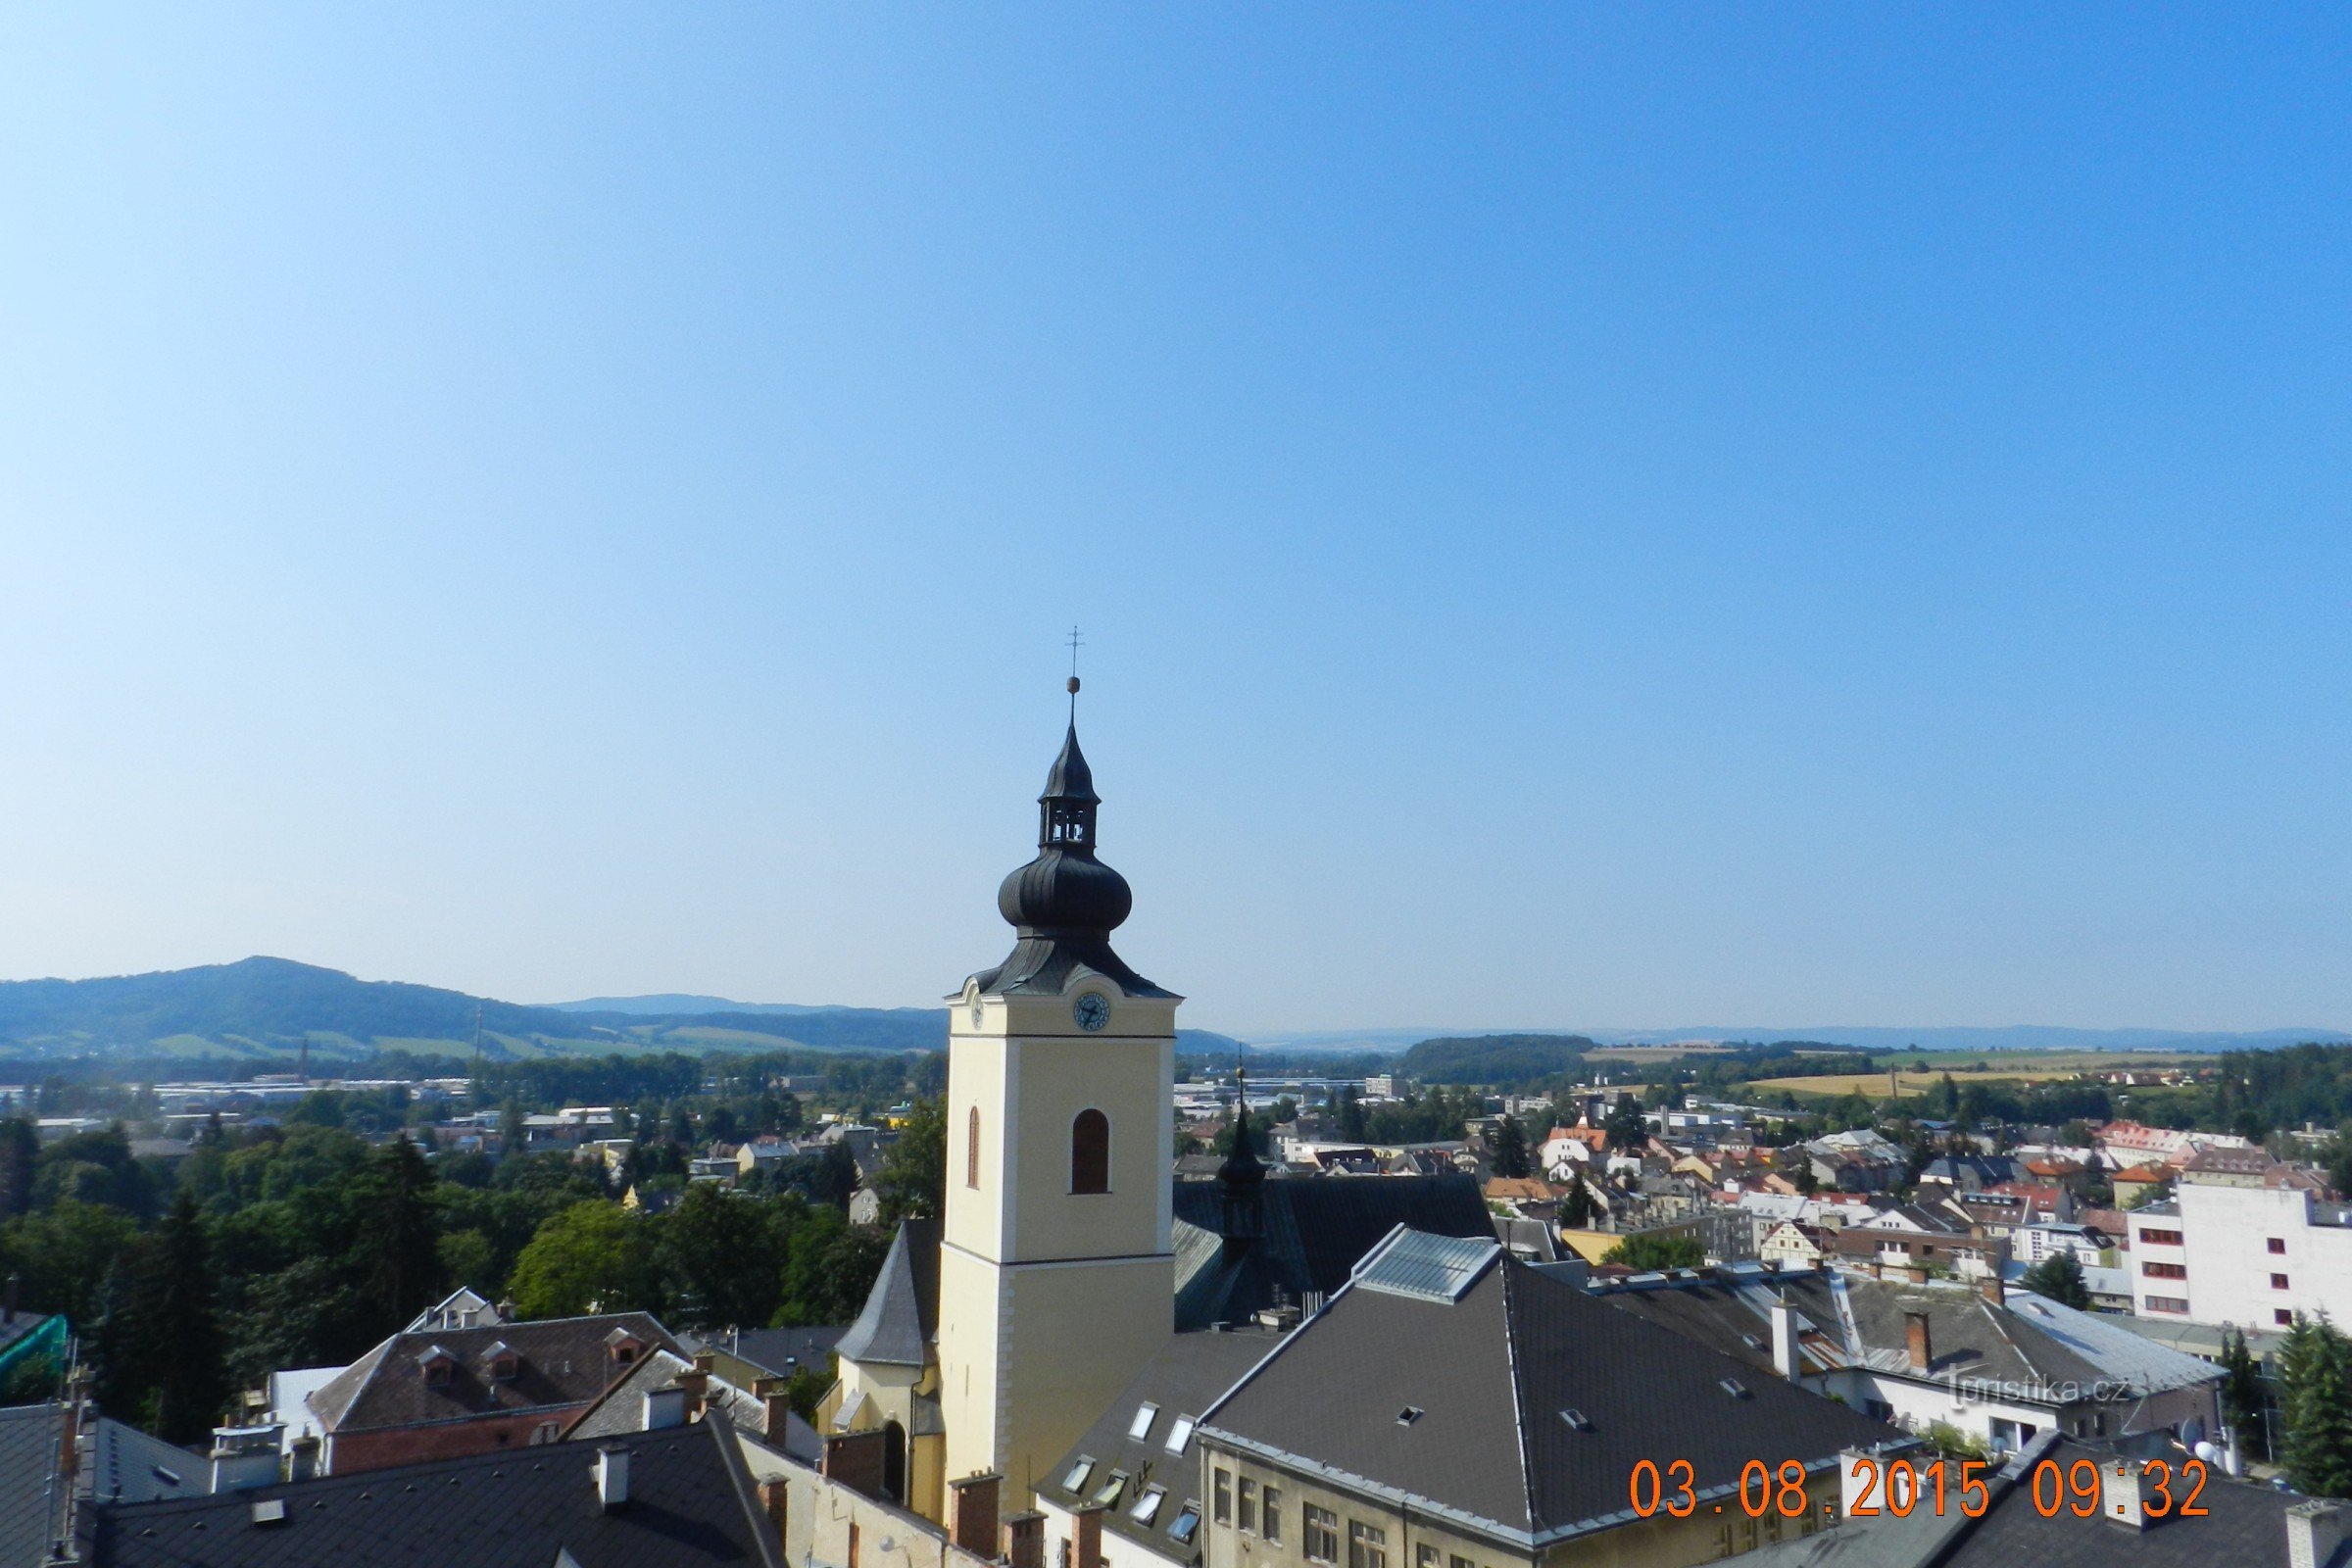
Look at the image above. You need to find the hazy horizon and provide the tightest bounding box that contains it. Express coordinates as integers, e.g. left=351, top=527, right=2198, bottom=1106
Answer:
left=5, top=9, right=2348, bottom=1034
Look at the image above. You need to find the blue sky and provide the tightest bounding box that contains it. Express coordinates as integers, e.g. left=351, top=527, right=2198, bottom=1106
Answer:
left=1, top=6, right=2346, bottom=1035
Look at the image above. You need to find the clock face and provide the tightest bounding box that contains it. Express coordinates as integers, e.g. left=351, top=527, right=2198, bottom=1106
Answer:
left=1073, top=993, right=1111, bottom=1032
left=969, top=1000, right=984, bottom=1029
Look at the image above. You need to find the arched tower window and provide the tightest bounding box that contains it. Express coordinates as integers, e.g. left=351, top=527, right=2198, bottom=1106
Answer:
left=966, top=1106, right=981, bottom=1189
left=1071, top=1108, right=1110, bottom=1194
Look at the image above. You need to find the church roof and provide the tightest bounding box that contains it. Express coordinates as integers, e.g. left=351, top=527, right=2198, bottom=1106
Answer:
left=833, top=1218, right=939, bottom=1368
left=1170, top=1172, right=1494, bottom=1331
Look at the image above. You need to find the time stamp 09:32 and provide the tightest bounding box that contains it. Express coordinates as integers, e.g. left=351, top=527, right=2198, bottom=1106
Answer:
left=1627, top=1453, right=2216, bottom=1524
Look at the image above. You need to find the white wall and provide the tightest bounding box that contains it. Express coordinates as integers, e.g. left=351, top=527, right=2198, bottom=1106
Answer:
left=2142, top=1182, right=2352, bottom=1330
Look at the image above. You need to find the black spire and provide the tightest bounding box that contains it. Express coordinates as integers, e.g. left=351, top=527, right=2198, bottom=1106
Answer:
left=961, top=676, right=1174, bottom=1001
left=1220, top=1067, right=1267, bottom=1250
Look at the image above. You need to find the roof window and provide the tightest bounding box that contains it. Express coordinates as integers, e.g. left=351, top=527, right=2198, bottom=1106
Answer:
left=1093, top=1470, right=1129, bottom=1508
left=1168, top=1503, right=1202, bottom=1544
left=1061, top=1457, right=1095, bottom=1494
left=1130, top=1487, right=1167, bottom=1525
left=1128, top=1401, right=1159, bottom=1442
left=1720, top=1378, right=1750, bottom=1399
left=1396, top=1406, right=1425, bottom=1426
left=1164, top=1415, right=1197, bottom=1453
left=1558, top=1409, right=1592, bottom=1433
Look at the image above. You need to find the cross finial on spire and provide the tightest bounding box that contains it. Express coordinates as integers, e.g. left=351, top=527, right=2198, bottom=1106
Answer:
left=1064, top=626, right=1084, bottom=719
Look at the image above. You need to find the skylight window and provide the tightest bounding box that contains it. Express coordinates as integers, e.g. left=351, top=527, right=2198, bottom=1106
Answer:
left=1130, top=1487, right=1167, bottom=1525
left=1558, top=1410, right=1592, bottom=1433
left=1168, top=1503, right=1201, bottom=1544
left=1093, top=1470, right=1129, bottom=1508
left=1164, top=1415, right=1197, bottom=1453
left=1128, top=1401, right=1159, bottom=1442
left=1396, top=1406, right=1425, bottom=1426
left=1061, top=1457, right=1095, bottom=1494
left=1720, top=1379, right=1750, bottom=1399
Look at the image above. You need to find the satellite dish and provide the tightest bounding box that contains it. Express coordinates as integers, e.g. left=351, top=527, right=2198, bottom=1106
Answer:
left=2194, top=1441, right=2219, bottom=1463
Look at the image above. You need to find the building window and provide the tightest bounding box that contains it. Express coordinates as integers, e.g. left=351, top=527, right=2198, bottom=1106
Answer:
left=1061, top=1457, right=1095, bottom=1494
left=2141, top=1261, right=2186, bottom=1279
left=1164, top=1415, right=1196, bottom=1453
left=2146, top=1296, right=2189, bottom=1315
left=2275, top=1274, right=2291, bottom=1291
left=1262, top=1487, right=1283, bottom=1544
left=1169, top=1504, right=1201, bottom=1545
left=1416, top=1547, right=1439, bottom=1568
left=1238, top=1478, right=1256, bottom=1534
left=1449, top=1556, right=1475, bottom=1568
left=1071, top=1109, right=1110, bottom=1194
left=1092, top=1471, right=1128, bottom=1509
left=1213, top=1469, right=1232, bottom=1526
left=2278, top=1309, right=2295, bottom=1327
left=2140, top=1228, right=2184, bottom=1247
left=967, top=1107, right=981, bottom=1189
left=1347, top=1520, right=1388, bottom=1568
left=1304, top=1505, right=1339, bottom=1564
left=1131, top=1488, right=1166, bottom=1526
left=1128, top=1402, right=1158, bottom=1442
left=2270, top=1238, right=2286, bottom=1254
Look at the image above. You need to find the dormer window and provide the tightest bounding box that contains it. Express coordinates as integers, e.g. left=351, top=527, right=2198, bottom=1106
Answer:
left=605, top=1329, right=645, bottom=1367
left=483, top=1342, right=519, bottom=1382
left=418, top=1347, right=458, bottom=1388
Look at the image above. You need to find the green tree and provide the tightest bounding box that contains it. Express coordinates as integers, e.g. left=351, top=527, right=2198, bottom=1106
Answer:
left=344, top=1134, right=446, bottom=1333
left=1602, top=1096, right=1647, bottom=1150
left=2279, top=1313, right=2352, bottom=1497
left=1336, top=1086, right=1368, bottom=1143
left=507, top=1201, right=663, bottom=1319
left=874, top=1100, right=946, bottom=1225
left=1558, top=1179, right=1597, bottom=1230
left=1600, top=1231, right=1704, bottom=1271
left=778, top=1205, right=891, bottom=1326
left=0, top=1118, right=35, bottom=1218
left=0, top=1199, right=140, bottom=1327
left=2220, top=1327, right=2270, bottom=1461
left=2019, top=1251, right=2090, bottom=1310
left=662, top=1184, right=789, bottom=1330
left=1492, top=1115, right=1532, bottom=1179
left=100, top=1190, right=230, bottom=1444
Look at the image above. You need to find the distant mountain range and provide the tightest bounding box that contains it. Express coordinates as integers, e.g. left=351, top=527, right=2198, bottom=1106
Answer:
left=0, top=958, right=1241, bottom=1065
left=1241, top=1023, right=2351, bottom=1054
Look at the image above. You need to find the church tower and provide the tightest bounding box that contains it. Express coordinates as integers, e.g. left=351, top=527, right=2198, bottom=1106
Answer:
left=937, top=691, right=1178, bottom=1497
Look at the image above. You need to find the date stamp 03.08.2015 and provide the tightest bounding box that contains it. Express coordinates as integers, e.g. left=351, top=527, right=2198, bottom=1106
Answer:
left=1627, top=1452, right=2214, bottom=1525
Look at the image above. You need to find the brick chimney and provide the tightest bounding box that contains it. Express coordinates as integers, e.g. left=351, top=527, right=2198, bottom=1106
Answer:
left=754, top=1375, right=793, bottom=1442
left=1071, top=1505, right=1104, bottom=1568
left=1903, top=1309, right=1933, bottom=1373
left=757, top=1478, right=789, bottom=1550
left=676, top=1354, right=713, bottom=1420
left=1004, top=1510, right=1046, bottom=1568
left=822, top=1430, right=890, bottom=1500
left=950, top=1472, right=1003, bottom=1558
left=1977, top=1273, right=2005, bottom=1306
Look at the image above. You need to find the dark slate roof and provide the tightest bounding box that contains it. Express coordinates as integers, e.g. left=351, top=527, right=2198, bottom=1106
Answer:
left=1200, top=1232, right=1898, bottom=1546
left=1935, top=1435, right=2346, bottom=1568
left=307, top=1313, right=678, bottom=1434
left=85, top=1416, right=210, bottom=1505
left=681, top=1326, right=846, bottom=1382
left=965, top=931, right=1174, bottom=1001
left=1171, top=1174, right=1493, bottom=1331
left=834, top=1219, right=938, bottom=1368
left=565, top=1350, right=822, bottom=1467
left=86, top=1419, right=781, bottom=1568
left=0, top=1403, right=62, bottom=1568
left=1040, top=1327, right=1287, bottom=1564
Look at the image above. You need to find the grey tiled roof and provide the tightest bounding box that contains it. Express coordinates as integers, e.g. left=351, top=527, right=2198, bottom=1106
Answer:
left=1039, top=1327, right=1289, bottom=1565
left=834, top=1219, right=937, bottom=1368
left=0, top=1403, right=63, bottom=1568
left=307, top=1313, right=676, bottom=1434
left=1200, top=1235, right=1896, bottom=1545
left=86, top=1419, right=782, bottom=1568
left=1170, top=1173, right=1492, bottom=1330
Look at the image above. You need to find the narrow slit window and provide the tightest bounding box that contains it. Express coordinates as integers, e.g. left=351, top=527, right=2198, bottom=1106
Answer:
left=967, top=1106, right=981, bottom=1189
left=1072, top=1109, right=1110, bottom=1194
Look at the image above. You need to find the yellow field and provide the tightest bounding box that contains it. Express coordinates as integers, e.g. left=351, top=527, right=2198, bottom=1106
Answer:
left=1750, top=1054, right=2196, bottom=1099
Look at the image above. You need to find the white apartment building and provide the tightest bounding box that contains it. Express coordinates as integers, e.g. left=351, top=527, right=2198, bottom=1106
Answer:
left=2131, top=1162, right=2352, bottom=1329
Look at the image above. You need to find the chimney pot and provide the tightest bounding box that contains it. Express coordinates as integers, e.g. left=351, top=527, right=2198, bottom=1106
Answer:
left=1903, top=1309, right=1933, bottom=1373
left=596, top=1445, right=631, bottom=1511
left=2289, top=1500, right=2346, bottom=1568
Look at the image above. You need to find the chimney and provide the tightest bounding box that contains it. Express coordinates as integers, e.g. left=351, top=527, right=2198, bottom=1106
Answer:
left=1904, top=1310, right=1933, bottom=1373
left=677, top=1354, right=713, bottom=1420
left=596, top=1445, right=631, bottom=1511
left=1004, top=1510, right=1046, bottom=1568
left=757, top=1478, right=789, bottom=1550
left=1770, top=1298, right=1801, bottom=1381
left=2288, top=1500, right=2347, bottom=1568
left=1071, top=1505, right=1104, bottom=1568
left=642, top=1384, right=688, bottom=1431
left=951, top=1472, right=1003, bottom=1558
left=754, top=1375, right=793, bottom=1442
left=2101, top=1458, right=2153, bottom=1530
left=1977, top=1273, right=2005, bottom=1306
left=207, top=1424, right=285, bottom=1494
left=287, top=1434, right=319, bottom=1484
left=1839, top=1449, right=1885, bottom=1520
